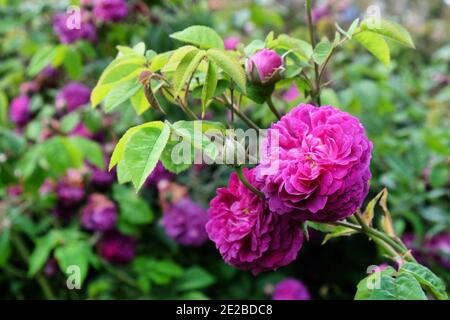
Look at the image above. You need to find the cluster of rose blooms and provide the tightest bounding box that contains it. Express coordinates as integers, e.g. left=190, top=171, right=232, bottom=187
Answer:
left=53, top=0, right=128, bottom=44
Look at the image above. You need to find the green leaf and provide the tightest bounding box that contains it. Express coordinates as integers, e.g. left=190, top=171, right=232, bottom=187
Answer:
left=113, top=184, right=153, bottom=225
left=109, top=121, right=164, bottom=170
left=149, top=51, right=173, bottom=72
left=124, top=122, right=171, bottom=190
left=29, top=231, right=62, bottom=275
left=201, top=61, right=218, bottom=116
left=322, top=226, right=357, bottom=244
left=400, top=262, right=448, bottom=300
left=429, top=163, right=450, bottom=188
left=312, top=40, right=333, bottom=65
left=173, top=49, right=206, bottom=97
left=360, top=18, right=415, bottom=48
left=170, top=25, right=224, bottom=50
left=355, top=267, right=397, bottom=300
left=176, top=266, right=215, bottom=291
left=346, top=18, right=360, bottom=39
left=207, top=49, right=246, bottom=94
left=41, top=137, right=81, bottom=175
left=394, top=272, right=427, bottom=300
left=91, top=55, right=146, bottom=107
left=104, top=81, right=142, bottom=113
left=63, top=47, right=82, bottom=79
left=0, top=229, right=11, bottom=267
left=268, top=34, right=313, bottom=60
left=161, top=46, right=198, bottom=73
left=160, top=138, right=193, bottom=174
left=354, top=30, right=390, bottom=66
left=27, top=46, right=57, bottom=76
left=116, top=160, right=132, bottom=184
left=55, top=241, right=91, bottom=286
left=60, top=112, right=80, bottom=133
left=68, top=136, right=105, bottom=170
left=130, top=88, right=150, bottom=115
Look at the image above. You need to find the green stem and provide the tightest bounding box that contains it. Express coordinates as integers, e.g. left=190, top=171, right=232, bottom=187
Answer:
left=266, top=96, right=282, bottom=120
left=234, top=166, right=265, bottom=198
left=219, top=97, right=261, bottom=131
left=11, top=235, right=56, bottom=300
left=305, top=0, right=321, bottom=106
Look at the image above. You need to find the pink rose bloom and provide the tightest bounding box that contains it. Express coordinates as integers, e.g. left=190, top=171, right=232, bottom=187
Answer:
left=224, top=37, right=240, bottom=51
left=206, top=168, right=304, bottom=274
left=255, top=104, right=372, bottom=222
left=272, top=278, right=310, bottom=300
left=93, top=0, right=128, bottom=22
left=282, top=84, right=300, bottom=102
left=56, top=82, right=91, bottom=112
left=246, top=49, right=283, bottom=84
left=9, top=95, right=31, bottom=127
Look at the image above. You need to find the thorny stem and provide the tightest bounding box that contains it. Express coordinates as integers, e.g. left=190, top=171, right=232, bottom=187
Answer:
left=305, top=0, right=321, bottom=106
left=234, top=166, right=265, bottom=198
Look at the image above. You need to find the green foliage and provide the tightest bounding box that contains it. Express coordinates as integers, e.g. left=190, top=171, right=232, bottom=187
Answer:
left=170, top=25, right=225, bottom=50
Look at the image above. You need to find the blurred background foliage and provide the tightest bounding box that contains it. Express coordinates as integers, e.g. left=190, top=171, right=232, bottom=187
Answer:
left=0, top=0, right=449, bottom=299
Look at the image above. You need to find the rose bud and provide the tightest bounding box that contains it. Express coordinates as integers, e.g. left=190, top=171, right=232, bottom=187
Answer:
left=245, top=49, right=283, bottom=85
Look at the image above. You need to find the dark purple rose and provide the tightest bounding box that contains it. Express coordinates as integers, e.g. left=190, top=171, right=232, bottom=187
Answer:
left=255, top=104, right=372, bottom=222
left=425, top=232, right=450, bottom=270
left=93, top=0, right=128, bottom=22
left=98, top=231, right=136, bottom=264
left=224, top=37, right=240, bottom=51
left=9, top=95, right=31, bottom=126
left=246, top=49, right=283, bottom=84
left=81, top=194, right=117, bottom=232
left=56, top=82, right=91, bottom=112
left=56, top=169, right=85, bottom=207
left=206, top=168, right=304, bottom=274
left=53, top=10, right=97, bottom=44
left=272, top=278, right=310, bottom=300
left=145, top=161, right=174, bottom=187
left=69, top=122, right=94, bottom=139
left=160, top=197, right=208, bottom=247
left=282, top=84, right=300, bottom=102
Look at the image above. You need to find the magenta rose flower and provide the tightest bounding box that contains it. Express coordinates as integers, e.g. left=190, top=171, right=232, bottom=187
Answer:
left=9, top=95, right=31, bottom=127
left=56, top=82, right=91, bottom=112
left=98, top=231, right=136, bottom=264
left=206, top=168, right=304, bottom=274
left=224, top=37, right=240, bottom=51
left=81, top=194, right=118, bottom=232
left=160, top=197, right=208, bottom=247
left=272, top=278, right=310, bottom=300
left=246, top=49, right=283, bottom=85
left=53, top=10, right=97, bottom=44
left=93, top=0, right=128, bottom=22
left=255, top=104, right=372, bottom=222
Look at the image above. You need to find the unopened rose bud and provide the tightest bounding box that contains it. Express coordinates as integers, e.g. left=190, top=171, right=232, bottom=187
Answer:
left=245, top=49, right=283, bottom=85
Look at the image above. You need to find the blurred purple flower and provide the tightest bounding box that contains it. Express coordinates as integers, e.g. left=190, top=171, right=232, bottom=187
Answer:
left=53, top=10, right=97, bottom=44
left=69, top=122, right=94, bottom=139
left=20, top=82, right=39, bottom=95
left=44, top=258, right=60, bottom=278
left=311, top=4, right=330, bottom=23
left=160, top=197, right=208, bottom=247
left=81, top=194, right=117, bottom=232
left=56, top=82, right=91, bottom=112
left=224, top=37, right=240, bottom=51
left=90, top=157, right=116, bottom=188
left=98, top=231, right=136, bottom=264
left=7, top=185, right=23, bottom=197
left=272, top=278, right=310, bottom=300
left=282, top=84, right=300, bottom=102
left=425, top=232, right=450, bottom=270
left=93, top=0, right=128, bottom=22
left=56, top=169, right=85, bottom=207
left=9, top=95, right=31, bottom=127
